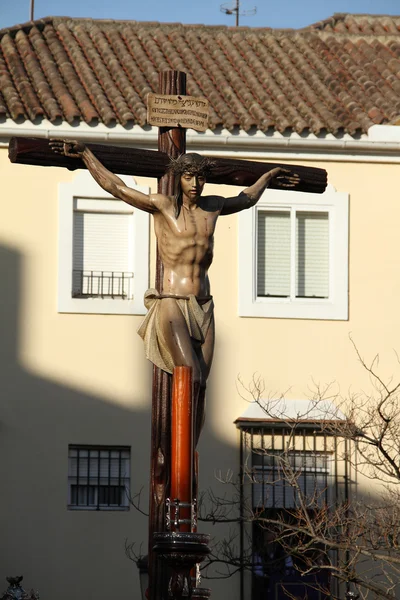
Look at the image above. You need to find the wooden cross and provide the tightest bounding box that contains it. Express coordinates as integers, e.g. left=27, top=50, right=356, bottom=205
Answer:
left=8, top=70, right=327, bottom=600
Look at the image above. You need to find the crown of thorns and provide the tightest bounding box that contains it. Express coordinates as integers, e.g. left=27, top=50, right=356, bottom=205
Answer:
left=168, top=153, right=215, bottom=177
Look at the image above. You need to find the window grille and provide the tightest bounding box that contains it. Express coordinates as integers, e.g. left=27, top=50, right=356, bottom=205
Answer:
left=236, top=422, right=354, bottom=600
left=252, top=451, right=331, bottom=509
left=68, top=446, right=130, bottom=511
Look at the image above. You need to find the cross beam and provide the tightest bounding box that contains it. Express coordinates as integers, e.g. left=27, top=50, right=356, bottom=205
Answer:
left=8, top=138, right=327, bottom=194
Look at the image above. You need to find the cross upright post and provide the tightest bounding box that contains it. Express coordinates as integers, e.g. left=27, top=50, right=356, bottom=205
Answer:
left=149, top=70, right=187, bottom=600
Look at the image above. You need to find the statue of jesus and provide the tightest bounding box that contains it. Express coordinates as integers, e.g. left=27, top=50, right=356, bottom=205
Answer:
left=51, top=142, right=298, bottom=444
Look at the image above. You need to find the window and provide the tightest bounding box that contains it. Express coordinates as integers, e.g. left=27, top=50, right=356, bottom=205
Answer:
left=68, top=445, right=130, bottom=510
left=238, top=185, right=349, bottom=319
left=58, top=171, right=149, bottom=315
left=252, top=450, right=331, bottom=509
left=250, top=439, right=337, bottom=600
left=236, top=415, right=353, bottom=600
left=72, top=203, right=133, bottom=300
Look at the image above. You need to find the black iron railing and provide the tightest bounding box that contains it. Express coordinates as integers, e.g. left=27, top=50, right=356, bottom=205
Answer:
left=72, top=270, right=134, bottom=299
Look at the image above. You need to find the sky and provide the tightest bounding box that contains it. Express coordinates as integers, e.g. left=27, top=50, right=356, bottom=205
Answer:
left=0, top=0, right=400, bottom=31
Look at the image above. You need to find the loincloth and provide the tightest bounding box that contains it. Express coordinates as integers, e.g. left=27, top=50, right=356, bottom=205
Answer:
left=137, top=288, right=214, bottom=374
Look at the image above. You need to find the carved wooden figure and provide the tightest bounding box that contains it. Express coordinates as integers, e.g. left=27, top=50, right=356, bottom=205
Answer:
left=48, top=143, right=299, bottom=449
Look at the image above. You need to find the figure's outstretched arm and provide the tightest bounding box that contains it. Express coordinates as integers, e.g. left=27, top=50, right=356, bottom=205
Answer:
left=220, top=167, right=300, bottom=215
left=50, top=140, right=159, bottom=214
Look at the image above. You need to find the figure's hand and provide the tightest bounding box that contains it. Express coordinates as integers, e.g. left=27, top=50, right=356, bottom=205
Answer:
left=268, top=167, right=301, bottom=188
left=49, top=139, right=85, bottom=159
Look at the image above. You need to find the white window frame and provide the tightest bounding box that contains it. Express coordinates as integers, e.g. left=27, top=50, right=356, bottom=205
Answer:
left=238, top=184, right=349, bottom=320
left=58, top=170, right=149, bottom=315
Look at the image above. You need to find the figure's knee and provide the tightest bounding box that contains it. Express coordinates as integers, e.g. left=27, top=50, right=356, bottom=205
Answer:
left=173, top=359, right=202, bottom=387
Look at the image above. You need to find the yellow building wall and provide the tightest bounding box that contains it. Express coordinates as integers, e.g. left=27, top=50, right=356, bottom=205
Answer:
left=0, top=146, right=399, bottom=599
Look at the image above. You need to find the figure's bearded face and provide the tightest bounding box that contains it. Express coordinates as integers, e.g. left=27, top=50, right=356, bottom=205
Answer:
left=168, top=153, right=215, bottom=179
left=180, top=172, right=206, bottom=200
left=168, top=154, right=214, bottom=216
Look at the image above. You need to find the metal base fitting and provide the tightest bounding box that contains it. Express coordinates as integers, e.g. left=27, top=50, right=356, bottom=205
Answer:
left=166, top=498, right=197, bottom=531
left=191, top=588, right=211, bottom=599
left=153, top=532, right=210, bottom=599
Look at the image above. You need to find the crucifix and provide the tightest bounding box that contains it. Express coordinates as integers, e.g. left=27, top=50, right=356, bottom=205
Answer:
left=9, top=70, right=327, bottom=600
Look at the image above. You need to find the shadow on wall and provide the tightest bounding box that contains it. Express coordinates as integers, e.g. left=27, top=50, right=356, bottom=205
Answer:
left=0, top=244, right=239, bottom=600
left=0, top=243, right=150, bottom=599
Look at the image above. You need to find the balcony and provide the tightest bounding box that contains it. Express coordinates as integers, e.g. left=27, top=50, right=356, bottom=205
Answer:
left=72, top=270, right=134, bottom=299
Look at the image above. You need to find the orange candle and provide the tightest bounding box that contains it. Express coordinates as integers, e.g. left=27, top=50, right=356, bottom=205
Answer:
left=171, top=366, right=193, bottom=532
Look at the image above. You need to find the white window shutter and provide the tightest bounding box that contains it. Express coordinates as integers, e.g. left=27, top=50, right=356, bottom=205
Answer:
left=72, top=212, right=132, bottom=298
left=257, top=211, right=291, bottom=297
left=296, top=211, right=329, bottom=299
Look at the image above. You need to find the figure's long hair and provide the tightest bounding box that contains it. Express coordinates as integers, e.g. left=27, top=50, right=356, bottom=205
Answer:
left=167, top=153, right=215, bottom=218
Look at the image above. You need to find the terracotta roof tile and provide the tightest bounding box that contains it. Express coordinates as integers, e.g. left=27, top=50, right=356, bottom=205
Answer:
left=73, top=23, right=135, bottom=125
left=200, top=30, right=257, bottom=130
left=220, top=34, right=273, bottom=129
left=310, top=14, right=400, bottom=35
left=323, top=36, right=388, bottom=124
left=91, top=26, right=146, bottom=124
left=1, top=14, right=400, bottom=134
left=29, top=26, right=80, bottom=123
left=280, top=36, right=343, bottom=133
left=1, top=32, right=44, bottom=121
left=0, top=50, right=26, bottom=120
left=42, top=24, right=98, bottom=123
left=184, top=29, right=236, bottom=128
left=15, top=29, right=62, bottom=121
left=167, top=30, right=223, bottom=127
left=57, top=21, right=115, bottom=124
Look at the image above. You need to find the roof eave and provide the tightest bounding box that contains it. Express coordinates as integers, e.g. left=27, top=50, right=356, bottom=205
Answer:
left=1, top=121, right=400, bottom=161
